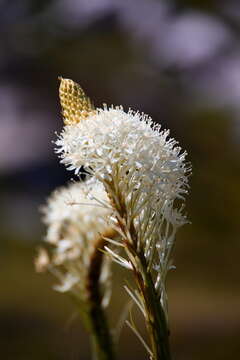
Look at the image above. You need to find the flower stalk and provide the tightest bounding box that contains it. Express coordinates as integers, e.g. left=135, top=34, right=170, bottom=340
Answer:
left=134, top=251, right=171, bottom=360
left=105, top=174, right=171, bottom=360
left=39, top=77, right=191, bottom=360
left=36, top=181, right=116, bottom=360
left=64, top=237, right=115, bottom=360
left=89, top=301, right=115, bottom=360
left=86, top=237, right=115, bottom=360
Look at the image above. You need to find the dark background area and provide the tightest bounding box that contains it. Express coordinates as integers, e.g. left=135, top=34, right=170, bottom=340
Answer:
left=1, top=0, right=240, bottom=359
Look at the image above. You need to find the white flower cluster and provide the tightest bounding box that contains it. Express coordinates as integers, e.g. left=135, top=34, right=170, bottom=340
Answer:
left=36, top=180, right=113, bottom=306
left=56, top=107, right=187, bottom=194
left=56, top=107, right=190, bottom=312
left=55, top=105, right=190, bottom=313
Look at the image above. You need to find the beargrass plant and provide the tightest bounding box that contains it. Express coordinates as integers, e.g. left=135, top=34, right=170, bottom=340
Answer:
left=36, top=78, right=191, bottom=360
left=35, top=180, right=115, bottom=360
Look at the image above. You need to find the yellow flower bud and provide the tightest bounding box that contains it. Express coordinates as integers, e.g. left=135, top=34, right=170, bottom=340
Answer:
left=59, top=77, right=95, bottom=125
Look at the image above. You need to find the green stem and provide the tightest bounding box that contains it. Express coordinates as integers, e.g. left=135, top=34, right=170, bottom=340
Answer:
left=135, top=251, right=172, bottom=360
left=87, top=237, right=115, bottom=360
left=105, top=174, right=171, bottom=360
left=89, top=301, right=115, bottom=360
left=70, top=291, right=115, bottom=360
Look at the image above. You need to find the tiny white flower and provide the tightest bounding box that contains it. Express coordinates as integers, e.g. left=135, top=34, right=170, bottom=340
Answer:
left=35, top=248, right=49, bottom=273
left=53, top=273, right=79, bottom=293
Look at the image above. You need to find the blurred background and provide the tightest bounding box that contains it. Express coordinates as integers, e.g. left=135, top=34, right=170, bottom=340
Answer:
left=1, top=0, right=240, bottom=359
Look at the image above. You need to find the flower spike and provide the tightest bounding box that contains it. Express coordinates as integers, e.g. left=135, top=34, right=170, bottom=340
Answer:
left=59, top=77, right=95, bottom=125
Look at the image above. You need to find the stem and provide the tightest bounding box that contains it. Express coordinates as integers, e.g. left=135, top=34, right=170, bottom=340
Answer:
left=135, top=251, right=172, bottom=360
left=105, top=174, right=172, bottom=360
left=87, top=236, right=115, bottom=360
left=120, top=224, right=172, bottom=360
left=89, top=301, right=115, bottom=360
